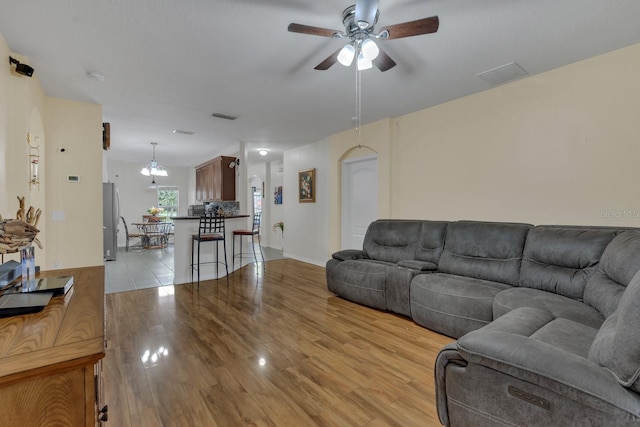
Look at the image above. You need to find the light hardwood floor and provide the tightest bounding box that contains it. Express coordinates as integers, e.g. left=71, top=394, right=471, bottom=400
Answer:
left=104, top=259, right=454, bottom=426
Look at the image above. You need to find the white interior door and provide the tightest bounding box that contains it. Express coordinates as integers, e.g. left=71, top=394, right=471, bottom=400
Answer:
left=341, top=156, right=378, bottom=250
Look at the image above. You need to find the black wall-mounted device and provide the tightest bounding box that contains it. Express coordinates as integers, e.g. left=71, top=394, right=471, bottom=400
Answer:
left=9, top=56, right=34, bottom=77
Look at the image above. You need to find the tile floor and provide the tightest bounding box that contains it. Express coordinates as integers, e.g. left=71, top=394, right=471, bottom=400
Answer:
left=104, top=243, right=285, bottom=294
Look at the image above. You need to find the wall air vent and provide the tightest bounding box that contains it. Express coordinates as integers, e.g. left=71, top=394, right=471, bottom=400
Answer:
left=476, top=62, right=528, bottom=86
left=211, top=112, right=239, bottom=121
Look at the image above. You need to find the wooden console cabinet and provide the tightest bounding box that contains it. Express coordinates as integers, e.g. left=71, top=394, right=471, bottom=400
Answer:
left=0, top=265, right=106, bottom=426
left=195, top=155, right=236, bottom=201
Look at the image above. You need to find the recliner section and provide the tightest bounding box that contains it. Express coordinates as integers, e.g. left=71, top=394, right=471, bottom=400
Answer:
left=326, top=220, right=447, bottom=316
left=411, top=221, right=532, bottom=337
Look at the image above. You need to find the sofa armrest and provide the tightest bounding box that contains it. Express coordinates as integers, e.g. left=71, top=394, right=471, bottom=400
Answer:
left=456, top=307, right=640, bottom=414
left=435, top=342, right=467, bottom=427
left=331, top=249, right=368, bottom=261
left=397, top=259, right=438, bottom=272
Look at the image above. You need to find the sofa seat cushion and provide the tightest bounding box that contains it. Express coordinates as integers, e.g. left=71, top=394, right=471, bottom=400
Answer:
left=530, top=318, right=599, bottom=357
left=410, top=273, right=511, bottom=338
left=493, top=288, right=604, bottom=329
left=327, top=259, right=393, bottom=310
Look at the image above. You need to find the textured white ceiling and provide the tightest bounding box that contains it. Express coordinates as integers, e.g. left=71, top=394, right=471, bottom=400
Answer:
left=1, top=0, right=639, bottom=167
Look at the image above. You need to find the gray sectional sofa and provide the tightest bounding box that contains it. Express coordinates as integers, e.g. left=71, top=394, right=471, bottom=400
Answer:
left=325, top=219, right=640, bottom=426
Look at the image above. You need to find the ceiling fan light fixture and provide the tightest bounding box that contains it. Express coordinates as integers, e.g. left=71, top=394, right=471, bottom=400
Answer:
left=337, top=43, right=356, bottom=66
left=361, top=39, right=379, bottom=61
left=357, top=52, right=373, bottom=70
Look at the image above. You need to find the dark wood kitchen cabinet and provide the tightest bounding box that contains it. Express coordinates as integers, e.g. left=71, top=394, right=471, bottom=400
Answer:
left=195, top=156, right=236, bottom=201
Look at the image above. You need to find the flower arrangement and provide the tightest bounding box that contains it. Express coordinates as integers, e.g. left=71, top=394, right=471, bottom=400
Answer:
left=148, top=206, right=164, bottom=215
left=273, top=221, right=284, bottom=235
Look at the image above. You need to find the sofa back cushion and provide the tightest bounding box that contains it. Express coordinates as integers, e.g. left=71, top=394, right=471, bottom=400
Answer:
left=363, top=220, right=425, bottom=263
left=438, top=221, right=532, bottom=286
left=519, top=226, right=617, bottom=301
left=589, top=269, right=640, bottom=393
left=414, top=221, right=449, bottom=264
left=584, top=230, right=640, bottom=317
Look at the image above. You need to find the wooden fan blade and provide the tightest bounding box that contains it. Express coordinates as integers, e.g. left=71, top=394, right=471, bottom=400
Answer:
left=314, top=48, right=342, bottom=70
left=288, top=23, right=341, bottom=38
left=379, top=16, right=439, bottom=40
left=373, top=48, right=396, bottom=72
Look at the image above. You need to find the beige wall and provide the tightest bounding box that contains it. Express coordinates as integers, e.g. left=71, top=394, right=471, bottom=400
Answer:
left=1, top=32, right=103, bottom=269
left=283, top=139, right=330, bottom=265
left=44, top=98, right=103, bottom=269
left=329, top=42, right=640, bottom=254
left=392, top=43, right=640, bottom=226
left=0, top=34, right=47, bottom=264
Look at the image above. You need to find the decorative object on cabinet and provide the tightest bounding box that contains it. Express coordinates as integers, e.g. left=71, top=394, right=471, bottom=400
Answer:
left=298, top=168, right=316, bottom=203
left=0, top=197, right=42, bottom=256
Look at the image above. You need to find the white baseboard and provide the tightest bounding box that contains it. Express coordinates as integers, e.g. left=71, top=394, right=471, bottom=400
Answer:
left=284, top=253, right=327, bottom=268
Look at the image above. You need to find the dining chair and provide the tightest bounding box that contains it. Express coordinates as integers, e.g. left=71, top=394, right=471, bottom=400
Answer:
left=141, top=222, right=171, bottom=249
left=120, top=216, right=144, bottom=251
left=191, top=213, right=228, bottom=289
left=232, top=212, right=265, bottom=271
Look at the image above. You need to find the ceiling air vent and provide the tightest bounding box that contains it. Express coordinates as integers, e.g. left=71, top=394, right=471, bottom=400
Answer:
left=476, top=62, right=528, bottom=86
left=211, top=112, right=239, bottom=121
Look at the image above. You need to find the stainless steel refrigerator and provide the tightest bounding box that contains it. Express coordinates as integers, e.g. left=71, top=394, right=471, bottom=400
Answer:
left=103, top=182, right=120, bottom=261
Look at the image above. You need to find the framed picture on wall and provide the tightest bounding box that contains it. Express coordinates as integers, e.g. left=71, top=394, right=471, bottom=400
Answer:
left=298, top=168, right=315, bottom=203
left=274, top=186, right=283, bottom=205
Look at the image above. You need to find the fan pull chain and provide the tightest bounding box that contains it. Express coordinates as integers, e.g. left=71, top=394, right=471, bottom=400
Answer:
left=355, top=62, right=362, bottom=148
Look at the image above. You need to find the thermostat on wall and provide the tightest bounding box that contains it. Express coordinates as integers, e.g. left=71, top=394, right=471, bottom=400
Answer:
left=67, top=175, right=80, bottom=182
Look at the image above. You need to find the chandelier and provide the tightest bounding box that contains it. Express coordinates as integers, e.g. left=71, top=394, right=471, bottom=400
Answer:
left=140, top=142, right=168, bottom=177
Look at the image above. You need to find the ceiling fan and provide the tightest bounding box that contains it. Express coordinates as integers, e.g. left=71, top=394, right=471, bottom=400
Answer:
left=288, top=0, right=439, bottom=72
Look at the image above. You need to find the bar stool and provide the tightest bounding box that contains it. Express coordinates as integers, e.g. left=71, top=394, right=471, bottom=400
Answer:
left=191, top=213, right=228, bottom=289
left=232, top=212, right=265, bottom=271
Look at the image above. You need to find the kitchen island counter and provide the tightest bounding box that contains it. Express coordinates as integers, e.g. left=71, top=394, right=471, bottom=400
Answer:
left=173, top=214, right=249, bottom=220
